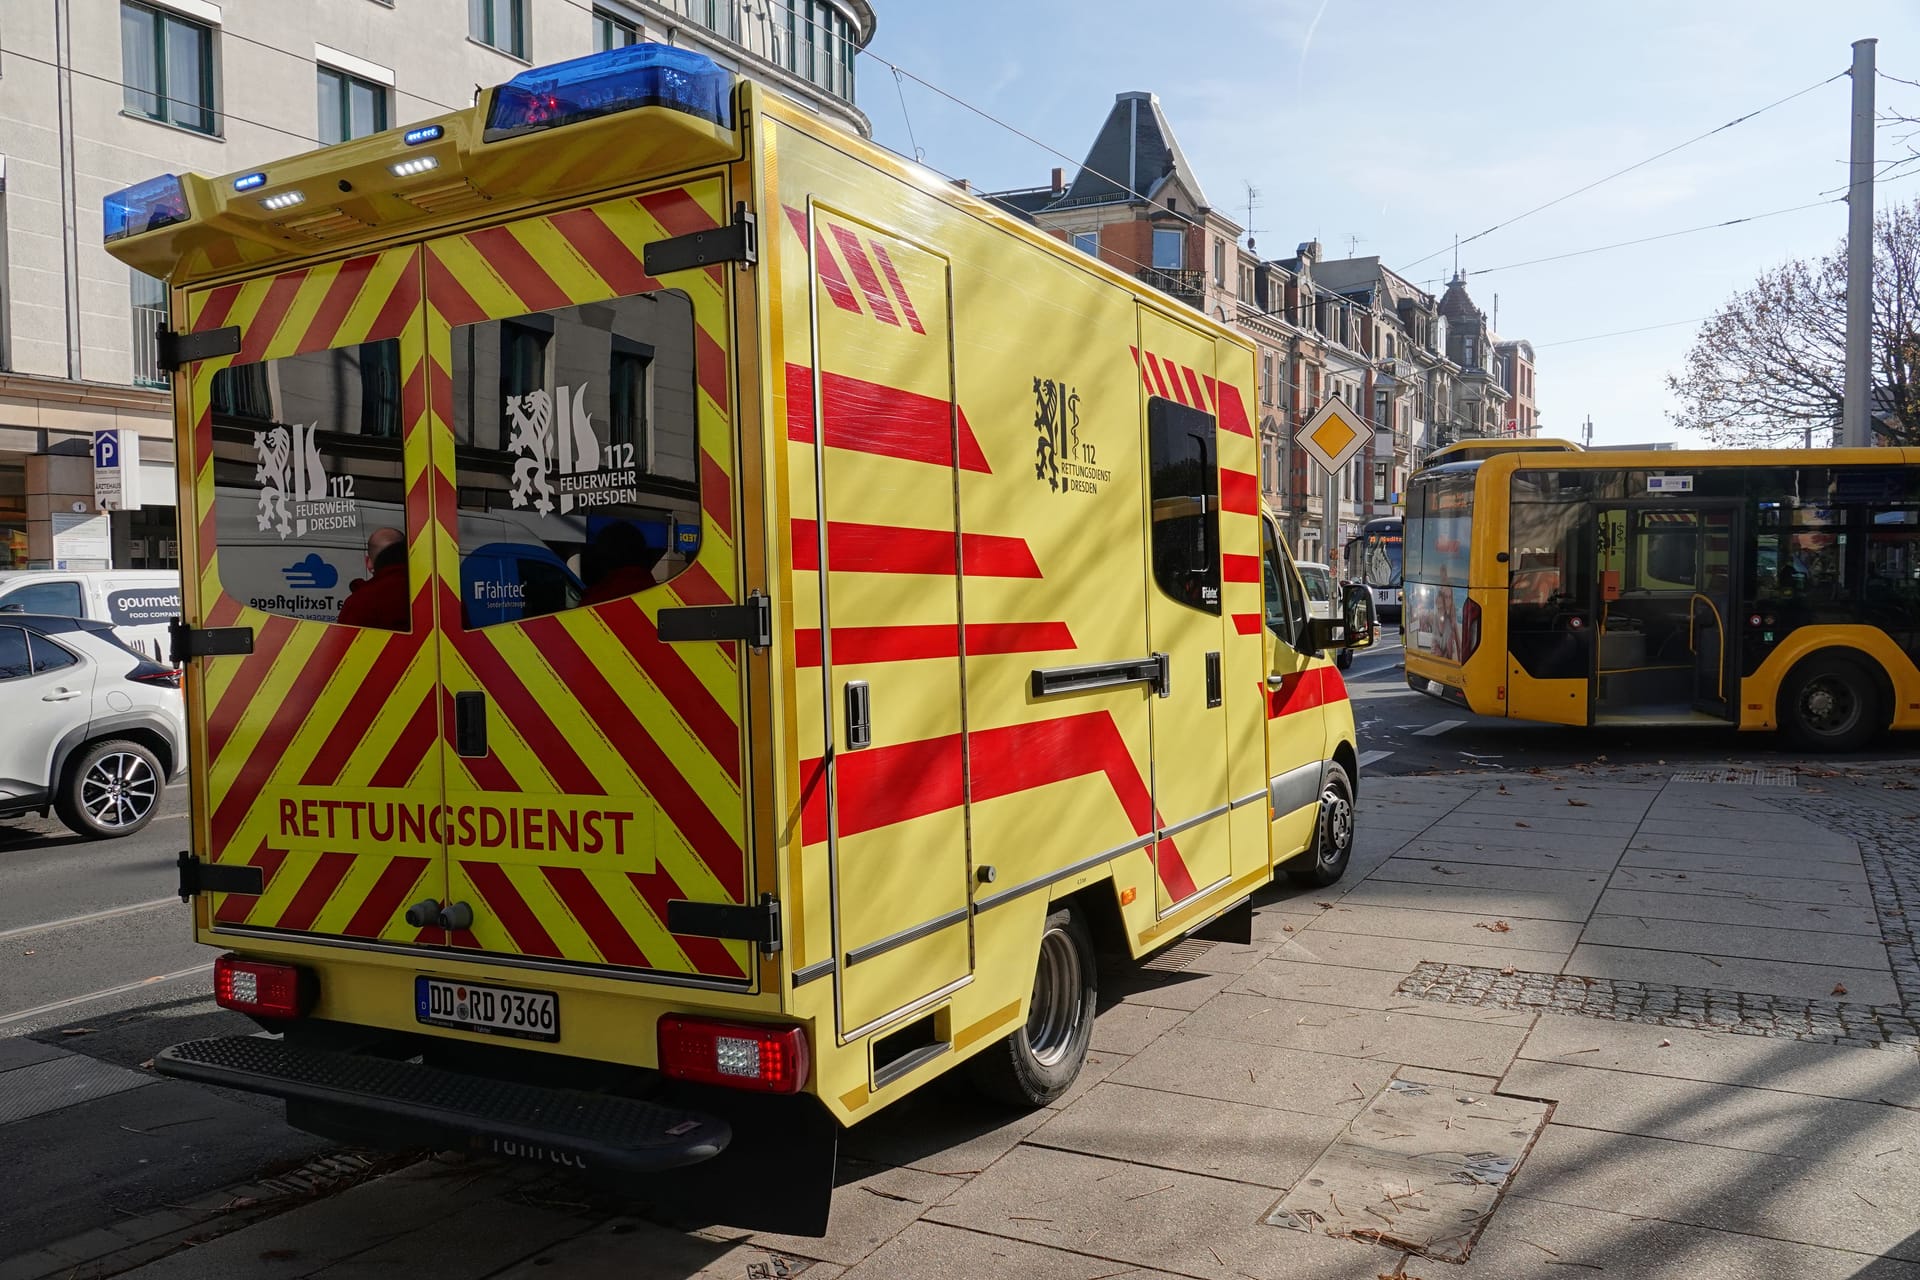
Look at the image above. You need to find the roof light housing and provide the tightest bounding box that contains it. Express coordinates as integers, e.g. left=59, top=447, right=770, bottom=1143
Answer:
left=103, top=174, right=190, bottom=242
left=485, top=42, right=732, bottom=142
left=261, top=190, right=306, bottom=212
left=390, top=156, right=439, bottom=178
left=403, top=124, right=444, bottom=146
left=233, top=172, right=267, bottom=192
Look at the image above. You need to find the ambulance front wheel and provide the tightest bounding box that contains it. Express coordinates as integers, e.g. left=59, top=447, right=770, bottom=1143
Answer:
left=968, top=903, right=1096, bottom=1109
left=1287, top=761, right=1355, bottom=888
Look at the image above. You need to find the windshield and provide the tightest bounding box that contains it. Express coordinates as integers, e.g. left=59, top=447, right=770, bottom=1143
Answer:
left=1347, top=535, right=1403, bottom=588
left=1404, top=469, right=1476, bottom=662
left=1301, top=567, right=1331, bottom=602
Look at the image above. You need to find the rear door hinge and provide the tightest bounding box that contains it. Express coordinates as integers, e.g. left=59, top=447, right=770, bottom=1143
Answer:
left=667, top=893, right=781, bottom=954
left=169, top=617, right=255, bottom=663
left=155, top=325, right=242, bottom=373
left=177, top=851, right=265, bottom=902
left=656, top=591, right=770, bottom=649
left=643, top=201, right=757, bottom=275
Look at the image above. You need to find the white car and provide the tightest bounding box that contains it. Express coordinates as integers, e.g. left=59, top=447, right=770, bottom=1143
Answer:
left=1296, top=561, right=1356, bottom=671
left=0, top=613, right=186, bottom=838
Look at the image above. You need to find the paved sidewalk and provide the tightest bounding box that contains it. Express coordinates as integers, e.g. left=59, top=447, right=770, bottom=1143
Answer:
left=32, top=763, right=1920, bottom=1280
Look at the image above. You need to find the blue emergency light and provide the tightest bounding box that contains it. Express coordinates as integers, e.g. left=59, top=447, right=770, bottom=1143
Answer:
left=233, top=171, right=267, bottom=192
left=404, top=124, right=443, bottom=146
left=104, top=174, right=190, bottom=242
left=484, top=42, right=733, bottom=142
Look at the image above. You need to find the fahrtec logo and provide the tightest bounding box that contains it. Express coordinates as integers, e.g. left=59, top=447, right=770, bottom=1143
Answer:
left=253, top=424, right=359, bottom=540
left=506, top=384, right=641, bottom=515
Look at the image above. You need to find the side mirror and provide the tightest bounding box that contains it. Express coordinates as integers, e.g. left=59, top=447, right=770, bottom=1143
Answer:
left=1305, top=584, right=1378, bottom=654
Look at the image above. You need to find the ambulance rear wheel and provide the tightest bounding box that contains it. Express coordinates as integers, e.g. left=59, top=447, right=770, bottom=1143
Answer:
left=1288, top=761, right=1355, bottom=888
left=968, top=904, right=1096, bottom=1108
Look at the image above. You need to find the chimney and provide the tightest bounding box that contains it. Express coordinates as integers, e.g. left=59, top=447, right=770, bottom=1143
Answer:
left=1297, top=240, right=1319, bottom=267
left=1050, top=167, right=1065, bottom=194
left=952, top=178, right=972, bottom=194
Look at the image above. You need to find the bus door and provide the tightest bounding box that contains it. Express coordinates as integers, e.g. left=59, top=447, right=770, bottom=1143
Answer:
left=1594, top=503, right=1737, bottom=720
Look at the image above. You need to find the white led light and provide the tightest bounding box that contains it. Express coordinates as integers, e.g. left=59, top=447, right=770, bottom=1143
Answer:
left=390, top=156, right=440, bottom=178
left=713, top=1034, right=761, bottom=1078
left=227, top=970, right=259, bottom=1003
left=261, top=191, right=306, bottom=211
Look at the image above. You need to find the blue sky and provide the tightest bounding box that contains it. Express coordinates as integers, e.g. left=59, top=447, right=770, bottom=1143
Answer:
left=860, top=1, right=1920, bottom=447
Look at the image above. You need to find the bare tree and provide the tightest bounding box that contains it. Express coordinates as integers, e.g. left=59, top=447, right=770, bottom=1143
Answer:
left=1667, top=198, right=1920, bottom=447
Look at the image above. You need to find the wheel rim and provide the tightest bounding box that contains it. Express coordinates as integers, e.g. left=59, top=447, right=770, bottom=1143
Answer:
left=80, top=753, right=158, bottom=830
left=1025, top=926, right=1083, bottom=1067
left=1799, top=676, right=1861, bottom=738
left=1320, top=780, right=1354, bottom=868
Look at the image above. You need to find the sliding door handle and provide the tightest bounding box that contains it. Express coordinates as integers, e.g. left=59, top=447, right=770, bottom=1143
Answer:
left=844, top=680, right=872, bottom=750
left=454, top=691, right=487, bottom=758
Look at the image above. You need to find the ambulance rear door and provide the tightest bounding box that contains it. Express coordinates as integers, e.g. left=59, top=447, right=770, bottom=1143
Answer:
left=182, top=247, right=447, bottom=946
left=419, top=177, right=757, bottom=986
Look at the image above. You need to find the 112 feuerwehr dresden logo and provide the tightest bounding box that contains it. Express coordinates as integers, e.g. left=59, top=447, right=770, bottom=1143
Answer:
left=254, top=424, right=359, bottom=539
left=506, top=385, right=641, bottom=515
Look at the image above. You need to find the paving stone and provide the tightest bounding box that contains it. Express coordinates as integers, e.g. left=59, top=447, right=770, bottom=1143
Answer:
left=841, top=1221, right=1181, bottom=1279
left=1622, top=845, right=1869, bottom=882
left=1300, top=902, right=1585, bottom=953
left=1564, top=943, right=1899, bottom=1005
left=487, top=1217, right=847, bottom=1279
left=1047, top=1048, right=1128, bottom=1113
left=1389, top=839, right=1624, bottom=872
left=0, top=1038, right=67, bottom=1073
left=1180, top=992, right=1528, bottom=1077
left=1088, top=1001, right=1191, bottom=1056
left=1280, top=928, right=1571, bottom=977
left=1107, top=969, right=1235, bottom=1012
left=1336, top=877, right=1592, bottom=922
left=1430, top=810, right=1643, bottom=838
left=305, top=1191, right=587, bottom=1278
left=1110, top=1031, right=1398, bottom=1119
left=1029, top=1081, right=1345, bottom=1188
left=752, top=1160, right=955, bottom=1266
left=1628, top=829, right=1858, bottom=859
left=1608, top=866, right=1870, bottom=906
left=1367, top=858, right=1608, bottom=905
left=1229, top=956, right=1537, bottom=1027
left=1595, top=887, right=1881, bottom=935
left=1580, top=915, right=1893, bottom=970
left=840, top=1079, right=1053, bottom=1176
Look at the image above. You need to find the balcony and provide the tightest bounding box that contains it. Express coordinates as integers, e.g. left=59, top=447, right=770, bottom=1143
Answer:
left=131, top=304, right=168, bottom=389
left=1136, top=267, right=1206, bottom=309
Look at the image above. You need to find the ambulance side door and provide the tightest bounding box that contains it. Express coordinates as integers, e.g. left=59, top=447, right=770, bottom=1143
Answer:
left=1261, top=517, right=1328, bottom=859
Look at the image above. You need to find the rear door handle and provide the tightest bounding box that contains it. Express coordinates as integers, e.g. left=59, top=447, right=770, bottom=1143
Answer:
left=844, top=680, right=871, bottom=750
left=454, top=691, right=487, bottom=758
left=41, top=689, right=81, bottom=702
left=1205, top=651, right=1223, bottom=708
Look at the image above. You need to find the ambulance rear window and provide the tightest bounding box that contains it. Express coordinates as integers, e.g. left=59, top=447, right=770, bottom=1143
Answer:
left=447, top=289, right=703, bottom=628
left=1147, top=396, right=1221, bottom=615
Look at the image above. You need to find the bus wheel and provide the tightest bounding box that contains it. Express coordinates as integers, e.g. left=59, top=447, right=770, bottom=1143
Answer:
left=967, top=903, right=1096, bottom=1108
left=1289, top=762, right=1356, bottom=888
left=1781, top=655, right=1880, bottom=753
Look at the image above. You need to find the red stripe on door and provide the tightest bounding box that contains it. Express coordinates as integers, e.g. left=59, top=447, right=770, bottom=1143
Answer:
left=573, top=602, right=741, bottom=786
left=791, top=520, right=1042, bottom=579
left=1211, top=378, right=1255, bottom=437
left=797, top=621, right=1073, bottom=667
left=462, top=860, right=563, bottom=958
left=342, top=855, right=430, bottom=938
left=1181, top=365, right=1208, bottom=408
left=548, top=205, right=660, bottom=297
left=301, top=635, right=424, bottom=785
left=447, top=593, right=605, bottom=797
left=1223, top=554, right=1261, bottom=583
left=275, top=851, right=356, bottom=933
left=297, top=254, right=378, bottom=354
left=1233, top=612, right=1263, bottom=636
left=869, top=241, right=926, bottom=334
left=668, top=559, right=731, bottom=608
left=369, top=689, right=443, bottom=789
left=425, top=247, right=487, bottom=328
left=213, top=843, right=287, bottom=925
left=785, top=364, right=990, bottom=473
left=693, top=322, right=730, bottom=415
left=627, top=866, right=745, bottom=979
left=1143, top=353, right=1175, bottom=401
left=366, top=251, right=423, bottom=345
left=236, top=270, right=309, bottom=365
left=466, top=226, right=572, bottom=313
left=1130, top=346, right=1155, bottom=393
left=204, top=615, right=295, bottom=765
left=542, top=866, right=651, bottom=968
left=783, top=206, right=861, bottom=314
left=1266, top=665, right=1349, bottom=719
left=195, top=283, right=243, bottom=333
left=829, top=225, right=901, bottom=325
left=210, top=626, right=360, bottom=850
left=1220, top=469, right=1259, bottom=516
left=700, top=450, right=732, bottom=539
left=442, top=688, right=519, bottom=793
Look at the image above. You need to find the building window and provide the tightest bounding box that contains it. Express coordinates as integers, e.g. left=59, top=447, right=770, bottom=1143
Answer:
left=594, top=7, right=639, bottom=49
left=121, top=2, right=216, bottom=134
left=1260, top=353, right=1273, bottom=405
left=1073, top=230, right=1098, bottom=256
left=469, top=0, right=527, bottom=58
left=1152, top=228, right=1183, bottom=271
left=1213, top=238, right=1226, bottom=286
left=1462, top=335, right=1475, bottom=367
left=130, top=269, right=167, bottom=389
left=317, top=66, right=388, bottom=145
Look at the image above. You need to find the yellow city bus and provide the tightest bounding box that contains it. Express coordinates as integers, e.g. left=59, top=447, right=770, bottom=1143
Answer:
left=1403, top=442, right=1920, bottom=749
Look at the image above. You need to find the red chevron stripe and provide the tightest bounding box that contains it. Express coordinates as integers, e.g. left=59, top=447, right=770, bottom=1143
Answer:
left=783, top=206, right=861, bottom=313
left=796, top=621, right=1073, bottom=667
left=694, top=321, right=730, bottom=414
left=701, top=450, right=732, bottom=539
left=548, top=205, right=659, bottom=296
left=366, top=251, right=422, bottom=345
left=1144, top=353, right=1174, bottom=400
left=1233, top=612, right=1263, bottom=636
left=525, top=620, right=745, bottom=901
left=628, top=865, right=746, bottom=979
left=205, top=595, right=241, bottom=630
left=276, top=851, right=355, bottom=933
left=300, top=635, right=422, bottom=785
left=467, top=226, right=570, bottom=313
left=543, top=866, right=651, bottom=967
left=1130, top=346, right=1155, bottom=393
left=668, top=559, right=731, bottom=608
left=633, top=189, right=724, bottom=285
left=462, top=860, right=563, bottom=958
left=213, top=842, right=287, bottom=926
left=299, top=254, right=378, bottom=354
left=446, top=589, right=603, bottom=796
left=210, top=626, right=359, bottom=850
left=425, top=247, right=486, bottom=327
left=1267, top=665, right=1349, bottom=719
left=791, top=520, right=1041, bottom=578
left=830, top=225, right=900, bottom=326
left=1209, top=377, right=1254, bottom=437
left=195, top=283, right=242, bottom=332
left=366, top=688, right=441, bottom=790
left=343, top=855, right=430, bottom=938
left=204, top=615, right=295, bottom=764
left=1221, top=468, right=1259, bottom=516
left=443, top=689, right=518, bottom=793
left=237, top=270, right=309, bottom=365
left=1181, top=365, right=1208, bottom=408
left=870, top=241, right=926, bottom=335
left=1223, top=553, right=1261, bottom=583
left=785, top=363, right=990, bottom=473
left=577, top=600, right=741, bottom=785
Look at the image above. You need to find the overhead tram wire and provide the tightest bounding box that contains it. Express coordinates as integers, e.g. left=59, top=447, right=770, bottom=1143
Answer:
left=1533, top=316, right=1713, bottom=349
left=1398, top=70, right=1849, bottom=273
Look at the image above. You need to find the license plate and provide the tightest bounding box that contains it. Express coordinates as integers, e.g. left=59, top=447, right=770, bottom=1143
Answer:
left=415, top=976, right=558, bottom=1042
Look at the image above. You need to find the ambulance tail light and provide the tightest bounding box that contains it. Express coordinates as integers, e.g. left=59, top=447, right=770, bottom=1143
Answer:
left=104, top=174, right=189, bottom=242
left=213, top=955, right=312, bottom=1021
left=484, top=43, right=733, bottom=142
left=657, top=1016, right=809, bottom=1095
left=1462, top=598, right=1483, bottom=661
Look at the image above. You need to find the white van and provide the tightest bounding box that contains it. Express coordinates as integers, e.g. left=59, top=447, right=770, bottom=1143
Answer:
left=1296, top=562, right=1356, bottom=670
left=0, top=570, right=182, bottom=661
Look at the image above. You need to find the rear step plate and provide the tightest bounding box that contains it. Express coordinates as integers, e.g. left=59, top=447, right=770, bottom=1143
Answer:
left=156, top=1036, right=729, bottom=1175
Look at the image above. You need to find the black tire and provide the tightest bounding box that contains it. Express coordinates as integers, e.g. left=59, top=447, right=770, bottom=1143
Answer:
left=967, top=903, right=1096, bottom=1108
left=1779, top=655, right=1880, bottom=753
left=1336, top=648, right=1354, bottom=671
left=56, top=739, right=164, bottom=839
left=1287, top=761, right=1356, bottom=888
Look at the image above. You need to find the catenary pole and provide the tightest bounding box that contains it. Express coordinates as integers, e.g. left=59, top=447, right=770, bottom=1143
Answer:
left=1842, top=38, right=1876, bottom=448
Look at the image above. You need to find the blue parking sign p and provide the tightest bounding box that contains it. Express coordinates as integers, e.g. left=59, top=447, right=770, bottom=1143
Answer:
left=93, top=430, right=119, bottom=469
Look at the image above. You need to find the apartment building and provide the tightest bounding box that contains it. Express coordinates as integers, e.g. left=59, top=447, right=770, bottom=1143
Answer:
left=0, top=0, right=874, bottom=568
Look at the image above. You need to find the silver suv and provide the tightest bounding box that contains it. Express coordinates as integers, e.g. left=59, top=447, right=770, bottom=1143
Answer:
left=0, top=613, right=186, bottom=838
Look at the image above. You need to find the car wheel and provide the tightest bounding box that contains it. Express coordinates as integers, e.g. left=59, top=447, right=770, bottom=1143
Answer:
left=1336, top=648, right=1354, bottom=671
left=57, top=740, right=164, bottom=839
left=1288, top=761, right=1356, bottom=888
left=1780, top=655, right=1879, bottom=753
left=967, top=903, right=1097, bottom=1108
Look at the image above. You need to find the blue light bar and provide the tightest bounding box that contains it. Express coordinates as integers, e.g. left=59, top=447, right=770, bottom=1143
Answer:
left=404, top=124, right=443, bottom=146
left=484, top=42, right=732, bottom=142
left=104, top=174, right=189, bottom=242
left=233, top=172, right=267, bottom=192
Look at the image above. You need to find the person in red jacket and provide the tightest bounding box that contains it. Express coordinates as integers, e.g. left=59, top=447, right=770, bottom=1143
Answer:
left=580, top=521, right=666, bottom=607
left=337, top=527, right=409, bottom=631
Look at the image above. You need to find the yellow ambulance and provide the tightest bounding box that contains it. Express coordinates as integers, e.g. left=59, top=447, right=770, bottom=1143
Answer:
left=104, top=43, right=1374, bottom=1233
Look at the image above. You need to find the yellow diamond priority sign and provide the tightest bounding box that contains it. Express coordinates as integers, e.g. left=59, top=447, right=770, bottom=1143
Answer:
left=1297, top=398, right=1374, bottom=474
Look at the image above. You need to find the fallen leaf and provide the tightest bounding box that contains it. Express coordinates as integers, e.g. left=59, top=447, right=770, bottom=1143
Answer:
left=1430, top=865, right=1460, bottom=875
left=1475, top=920, right=1513, bottom=933
left=1658, top=1039, right=1672, bottom=1047
left=1832, top=984, right=1849, bottom=997
left=1499, top=966, right=1517, bottom=976
left=1567, top=799, right=1589, bottom=807
left=139, top=1058, right=156, bottom=1070
left=1282, top=924, right=1295, bottom=932
left=1497, top=784, right=1511, bottom=795
left=1515, top=821, right=1531, bottom=828
left=20, top=950, right=34, bottom=956
left=59, top=1027, right=97, bottom=1037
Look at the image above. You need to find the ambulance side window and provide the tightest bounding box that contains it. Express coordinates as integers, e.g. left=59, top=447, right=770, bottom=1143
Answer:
left=205, top=337, right=412, bottom=629
left=448, top=290, right=702, bottom=629
left=1146, top=397, right=1221, bottom=615
left=1263, top=518, right=1307, bottom=646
